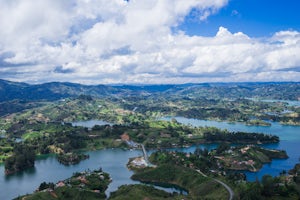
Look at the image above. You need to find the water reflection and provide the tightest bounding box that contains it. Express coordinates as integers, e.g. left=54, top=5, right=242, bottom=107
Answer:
left=71, top=120, right=113, bottom=128
left=5, top=166, right=37, bottom=181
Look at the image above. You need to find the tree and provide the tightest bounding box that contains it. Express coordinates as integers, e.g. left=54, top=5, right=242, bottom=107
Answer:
left=39, top=182, right=54, bottom=191
left=261, top=175, right=275, bottom=196
left=4, top=144, right=35, bottom=174
left=216, top=143, right=230, bottom=154
left=240, top=182, right=263, bottom=200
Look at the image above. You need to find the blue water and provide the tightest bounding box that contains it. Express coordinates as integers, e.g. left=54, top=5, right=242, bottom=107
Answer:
left=162, top=116, right=300, bottom=181
left=246, top=98, right=300, bottom=107
left=0, top=148, right=186, bottom=200
left=1, top=117, right=299, bottom=199
left=0, top=149, right=141, bottom=199
left=71, top=120, right=113, bottom=128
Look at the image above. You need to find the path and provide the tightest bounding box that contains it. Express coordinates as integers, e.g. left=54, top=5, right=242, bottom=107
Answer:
left=140, top=145, right=233, bottom=199
left=141, top=144, right=149, bottom=163
left=213, top=179, right=234, bottom=200
left=196, top=170, right=234, bottom=200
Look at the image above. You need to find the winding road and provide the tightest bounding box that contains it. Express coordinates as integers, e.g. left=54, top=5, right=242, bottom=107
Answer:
left=141, top=145, right=234, bottom=200
left=214, top=179, right=234, bottom=200
left=196, top=170, right=234, bottom=200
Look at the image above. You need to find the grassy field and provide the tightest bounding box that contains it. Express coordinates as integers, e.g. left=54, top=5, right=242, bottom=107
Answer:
left=109, top=184, right=185, bottom=200
left=132, top=164, right=228, bottom=200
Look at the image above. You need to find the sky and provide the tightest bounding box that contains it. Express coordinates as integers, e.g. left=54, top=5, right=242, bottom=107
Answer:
left=0, top=0, right=300, bottom=84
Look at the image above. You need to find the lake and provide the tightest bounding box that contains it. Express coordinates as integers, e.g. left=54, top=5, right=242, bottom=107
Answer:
left=1, top=118, right=299, bottom=199
left=71, top=120, right=113, bottom=128
left=162, top=116, right=300, bottom=181
left=246, top=98, right=300, bottom=107
left=0, top=149, right=142, bottom=199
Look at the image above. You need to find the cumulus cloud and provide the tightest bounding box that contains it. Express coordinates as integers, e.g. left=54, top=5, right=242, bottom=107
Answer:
left=0, top=0, right=299, bottom=84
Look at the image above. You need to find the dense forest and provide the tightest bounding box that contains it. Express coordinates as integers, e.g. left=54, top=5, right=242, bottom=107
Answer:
left=4, top=144, right=35, bottom=174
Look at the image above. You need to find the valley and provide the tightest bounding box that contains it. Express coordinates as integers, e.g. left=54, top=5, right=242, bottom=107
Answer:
left=0, top=80, right=299, bottom=199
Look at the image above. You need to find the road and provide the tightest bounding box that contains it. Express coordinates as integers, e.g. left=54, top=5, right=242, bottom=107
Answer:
left=141, top=144, right=149, bottom=163
left=141, top=146, right=234, bottom=199
left=213, top=179, right=234, bottom=200
left=196, top=170, right=234, bottom=200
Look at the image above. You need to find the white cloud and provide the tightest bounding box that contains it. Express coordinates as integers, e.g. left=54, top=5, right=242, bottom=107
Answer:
left=0, top=0, right=300, bottom=84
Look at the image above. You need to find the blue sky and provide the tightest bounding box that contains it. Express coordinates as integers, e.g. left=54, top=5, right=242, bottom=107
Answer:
left=180, top=0, right=300, bottom=37
left=0, top=0, right=299, bottom=84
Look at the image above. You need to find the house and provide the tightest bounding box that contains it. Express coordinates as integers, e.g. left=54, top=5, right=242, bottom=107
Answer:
left=121, top=133, right=130, bottom=141
left=56, top=181, right=65, bottom=187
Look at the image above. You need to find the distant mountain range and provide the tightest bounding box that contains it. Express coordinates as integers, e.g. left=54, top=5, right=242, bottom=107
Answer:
left=0, top=79, right=299, bottom=102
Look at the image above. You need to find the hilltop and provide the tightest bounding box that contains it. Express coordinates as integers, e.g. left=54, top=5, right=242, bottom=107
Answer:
left=1, top=79, right=300, bottom=102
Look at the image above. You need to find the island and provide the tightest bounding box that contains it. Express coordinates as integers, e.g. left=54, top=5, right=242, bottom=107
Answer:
left=131, top=164, right=228, bottom=199
left=130, top=147, right=297, bottom=199
left=15, top=168, right=111, bottom=200
left=211, top=145, right=288, bottom=172
left=147, top=144, right=288, bottom=174
left=0, top=81, right=299, bottom=199
left=109, top=184, right=184, bottom=200
left=1, top=115, right=280, bottom=174
left=57, top=152, right=89, bottom=165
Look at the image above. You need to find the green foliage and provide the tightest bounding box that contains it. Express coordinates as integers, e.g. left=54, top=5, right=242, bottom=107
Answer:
left=16, top=169, right=110, bottom=200
left=57, top=153, right=89, bottom=165
left=204, top=130, right=279, bottom=143
left=216, top=143, right=230, bottom=154
left=235, top=173, right=300, bottom=199
left=4, top=143, right=35, bottom=174
left=132, top=164, right=227, bottom=199
left=210, top=145, right=288, bottom=172
left=109, top=184, right=182, bottom=200
left=16, top=186, right=106, bottom=200
left=238, top=181, right=263, bottom=200
left=38, top=182, right=55, bottom=191
left=22, top=131, right=43, bottom=140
